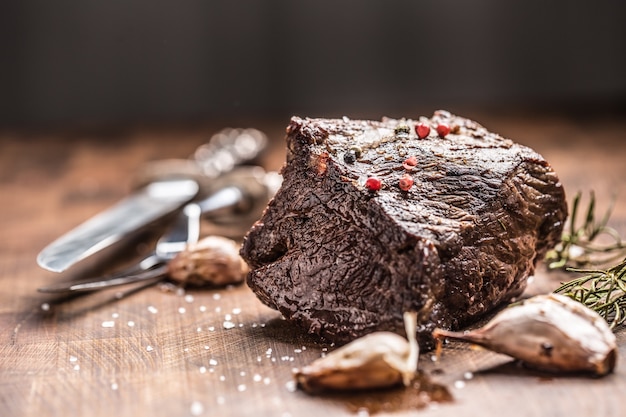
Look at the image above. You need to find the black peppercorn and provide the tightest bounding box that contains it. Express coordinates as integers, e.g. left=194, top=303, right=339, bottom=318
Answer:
left=343, top=151, right=356, bottom=164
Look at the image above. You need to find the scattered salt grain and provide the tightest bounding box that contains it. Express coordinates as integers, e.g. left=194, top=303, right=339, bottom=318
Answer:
left=263, top=377, right=271, bottom=385
left=204, top=345, right=210, bottom=350
left=219, top=375, right=226, bottom=382
left=146, top=345, right=154, bottom=352
left=209, top=359, right=218, bottom=366
left=285, top=381, right=297, bottom=393
left=216, top=396, right=225, bottom=405
left=212, top=293, right=221, bottom=300
left=199, top=305, right=207, bottom=312
left=127, top=321, right=135, bottom=327
left=356, top=407, right=370, bottom=417
left=464, top=371, right=474, bottom=380
left=178, top=307, right=186, bottom=314
left=240, top=371, right=246, bottom=377
left=208, top=326, right=215, bottom=332
left=41, top=303, right=50, bottom=311
left=190, top=401, right=204, bottom=416
left=454, top=380, right=466, bottom=389
left=73, top=364, right=80, bottom=371
left=69, top=355, right=78, bottom=363
left=147, top=306, right=158, bottom=314
left=101, top=321, right=115, bottom=328
left=237, top=384, right=247, bottom=392
left=199, top=366, right=207, bottom=374
left=232, top=307, right=241, bottom=315
left=223, top=321, right=235, bottom=329
left=111, top=383, right=118, bottom=390
left=224, top=314, right=232, bottom=321
left=184, top=294, right=194, bottom=303
left=253, top=374, right=262, bottom=382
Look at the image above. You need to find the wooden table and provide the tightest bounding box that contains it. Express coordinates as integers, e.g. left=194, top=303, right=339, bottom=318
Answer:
left=1, top=111, right=625, bottom=417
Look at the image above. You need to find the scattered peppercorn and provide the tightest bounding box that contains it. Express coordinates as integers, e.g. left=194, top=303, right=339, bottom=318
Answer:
left=415, top=123, right=430, bottom=139
left=394, top=125, right=411, bottom=136
left=343, top=151, right=356, bottom=164
left=403, top=156, right=418, bottom=170
left=350, top=146, right=362, bottom=159
left=436, top=124, right=451, bottom=138
left=365, top=177, right=382, bottom=192
left=399, top=173, right=414, bottom=191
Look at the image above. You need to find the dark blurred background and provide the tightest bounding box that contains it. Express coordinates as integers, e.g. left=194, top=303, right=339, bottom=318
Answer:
left=1, top=0, right=625, bottom=128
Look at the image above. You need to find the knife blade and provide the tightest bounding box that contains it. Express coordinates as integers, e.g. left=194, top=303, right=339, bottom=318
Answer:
left=36, top=178, right=199, bottom=273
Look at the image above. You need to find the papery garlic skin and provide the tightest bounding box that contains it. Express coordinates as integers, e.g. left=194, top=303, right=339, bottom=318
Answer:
left=168, top=236, right=249, bottom=286
left=433, top=293, right=617, bottom=376
left=295, top=312, right=419, bottom=393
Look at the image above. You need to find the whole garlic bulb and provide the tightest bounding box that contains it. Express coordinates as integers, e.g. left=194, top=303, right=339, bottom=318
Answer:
left=433, top=293, right=617, bottom=376
left=167, top=236, right=249, bottom=287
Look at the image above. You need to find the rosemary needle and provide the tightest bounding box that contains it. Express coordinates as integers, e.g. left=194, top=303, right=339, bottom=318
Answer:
left=545, top=191, right=626, bottom=270
left=555, top=258, right=626, bottom=329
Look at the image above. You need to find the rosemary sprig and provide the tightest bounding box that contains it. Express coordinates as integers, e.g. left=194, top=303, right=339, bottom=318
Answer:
left=554, top=258, right=626, bottom=329
left=545, top=191, right=626, bottom=270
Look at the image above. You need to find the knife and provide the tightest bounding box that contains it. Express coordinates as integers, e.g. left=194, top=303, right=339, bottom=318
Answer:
left=36, top=178, right=199, bottom=273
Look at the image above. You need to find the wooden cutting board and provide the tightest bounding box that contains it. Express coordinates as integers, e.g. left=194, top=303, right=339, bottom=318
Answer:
left=1, top=113, right=625, bottom=417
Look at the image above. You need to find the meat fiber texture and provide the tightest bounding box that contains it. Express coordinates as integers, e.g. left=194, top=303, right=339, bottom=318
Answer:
left=241, top=110, right=567, bottom=348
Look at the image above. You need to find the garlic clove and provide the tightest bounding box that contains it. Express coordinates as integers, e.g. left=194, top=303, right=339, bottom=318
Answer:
left=433, top=293, right=617, bottom=376
left=294, top=312, right=419, bottom=393
left=167, top=236, right=249, bottom=287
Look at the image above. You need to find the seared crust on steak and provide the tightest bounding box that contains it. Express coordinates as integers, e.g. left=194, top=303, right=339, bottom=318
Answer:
left=241, top=111, right=567, bottom=348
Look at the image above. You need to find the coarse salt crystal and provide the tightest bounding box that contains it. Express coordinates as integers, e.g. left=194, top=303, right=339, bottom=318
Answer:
left=101, top=321, right=115, bottom=328
left=285, top=381, right=297, bottom=392
left=147, top=306, right=158, bottom=314
left=190, top=401, right=204, bottom=416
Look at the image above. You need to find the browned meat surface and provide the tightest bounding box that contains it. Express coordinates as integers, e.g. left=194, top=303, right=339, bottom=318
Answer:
left=241, top=111, right=567, bottom=348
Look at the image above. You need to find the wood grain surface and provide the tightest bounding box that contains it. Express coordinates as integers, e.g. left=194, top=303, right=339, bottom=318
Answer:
left=1, top=111, right=625, bottom=417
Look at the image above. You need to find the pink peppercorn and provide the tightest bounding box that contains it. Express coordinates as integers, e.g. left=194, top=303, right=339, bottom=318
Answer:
left=436, top=123, right=451, bottom=138
left=364, top=177, right=382, bottom=192
left=398, top=173, right=414, bottom=191
left=402, top=156, right=418, bottom=171
left=415, top=123, right=430, bottom=139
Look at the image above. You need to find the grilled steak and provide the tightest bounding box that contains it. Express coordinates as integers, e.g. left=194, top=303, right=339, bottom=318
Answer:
left=241, top=111, right=567, bottom=347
